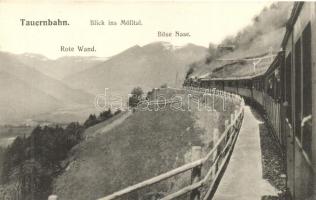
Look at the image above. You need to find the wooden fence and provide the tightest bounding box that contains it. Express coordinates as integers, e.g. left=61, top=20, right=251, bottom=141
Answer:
left=97, top=88, right=245, bottom=200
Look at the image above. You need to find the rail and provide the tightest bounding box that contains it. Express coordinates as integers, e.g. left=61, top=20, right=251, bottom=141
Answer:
left=97, top=87, right=245, bottom=200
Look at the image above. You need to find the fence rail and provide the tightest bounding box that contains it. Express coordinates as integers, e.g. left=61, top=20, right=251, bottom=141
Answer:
left=97, top=87, right=245, bottom=200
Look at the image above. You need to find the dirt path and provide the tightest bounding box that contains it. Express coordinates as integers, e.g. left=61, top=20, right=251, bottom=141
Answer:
left=85, top=111, right=132, bottom=138
left=97, top=111, right=132, bottom=135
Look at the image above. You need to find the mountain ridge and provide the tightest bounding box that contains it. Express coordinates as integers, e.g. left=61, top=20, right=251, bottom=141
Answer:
left=0, top=41, right=207, bottom=124
left=63, top=42, right=208, bottom=96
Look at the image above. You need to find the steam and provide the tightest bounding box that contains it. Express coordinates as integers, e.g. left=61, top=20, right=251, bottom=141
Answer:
left=220, top=2, right=292, bottom=48
left=184, top=2, right=293, bottom=80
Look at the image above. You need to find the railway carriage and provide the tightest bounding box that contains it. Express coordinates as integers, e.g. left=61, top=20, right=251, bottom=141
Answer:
left=252, top=75, right=265, bottom=105
left=281, top=2, right=315, bottom=199
left=187, top=2, right=315, bottom=199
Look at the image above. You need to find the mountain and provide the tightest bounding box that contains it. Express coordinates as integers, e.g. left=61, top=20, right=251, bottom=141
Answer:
left=0, top=71, right=61, bottom=124
left=0, top=52, right=93, bottom=105
left=16, top=53, right=105, bottom=80
left=0, top=42, right=207, bottom=123
left=63, top=42, right=208, bottom=96
left=0, top=52, right=94, bottom=124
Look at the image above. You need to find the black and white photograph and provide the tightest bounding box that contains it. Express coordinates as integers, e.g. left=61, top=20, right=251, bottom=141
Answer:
left=0, top=1, right=315, bottom=200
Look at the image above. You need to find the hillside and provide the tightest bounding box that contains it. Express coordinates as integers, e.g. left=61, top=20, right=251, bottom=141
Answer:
left=0, top=52, right=94, bottom=124
left=0, top=52, right=93, bottom=105
left=53, top=108, right=203, bottom=200
left=0, top=42, right=207, bottom=124
left=0, top=71, right=61, bottom=124
left=52, top=89, right=238, bottom=200
left=63, top=42, right=208, bottom=96
left=190, top=2, right=293, bottom=79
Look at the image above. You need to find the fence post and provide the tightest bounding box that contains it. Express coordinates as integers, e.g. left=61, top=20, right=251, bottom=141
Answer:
left=213, top=128, right=220, bottom=177
left=234, top=110, right=238, bottom=120
left=225, top=120, right=229, bottom=140
left=225, top=120, right=229, bottom=130
left=190, top=146, right=202, bottom=200
left=230, top=113, right=235, bottom=124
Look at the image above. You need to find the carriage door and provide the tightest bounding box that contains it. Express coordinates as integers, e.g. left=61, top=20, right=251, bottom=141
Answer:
left=301, top=23, right=312, bottom=164
left=293, top=36, right=302, bottom=200
left=285, top=52, right=295, bottom=196
left=291, top=22, right=314, bottom=199
left=298, top=22, right=313, bottom=199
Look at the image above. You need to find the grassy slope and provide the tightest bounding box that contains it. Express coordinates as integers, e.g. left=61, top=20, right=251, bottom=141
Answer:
left=53, top=109, right=204, bottom=200
left=53, top=89, right=238, bottom=200
left=83, top=111, right=127, bottom=137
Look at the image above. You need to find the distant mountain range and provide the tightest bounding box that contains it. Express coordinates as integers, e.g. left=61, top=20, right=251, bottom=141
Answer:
left=64, top=42, right=208, bottom=95
left=0, top=42, right=207, bottom=124
left=16, top=53, right=105, bottom=80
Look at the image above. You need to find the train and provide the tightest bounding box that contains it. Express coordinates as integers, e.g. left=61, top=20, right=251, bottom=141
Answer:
left=184, top=2, right=315, bottom=200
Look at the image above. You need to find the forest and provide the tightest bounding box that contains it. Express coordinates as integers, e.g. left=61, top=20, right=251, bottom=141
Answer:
left=0, top=108, right=120, bottom=200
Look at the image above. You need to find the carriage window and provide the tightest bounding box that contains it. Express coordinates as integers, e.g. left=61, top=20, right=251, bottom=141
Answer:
left=275, top=68, right=280, bottom=101
left=272, top=76, right=275, bottom=99
left=285, top=53, right=292, bottom=123
left=256, top=80, right=259, bottom=90
left=267, top=75, right=274, bottom=98
left=246, top=80, right=251, bottom=89
left=232, top=81, right=235, bottom=87
left=294, top=38, right=302, bottom=140
left=302, top=23, right=312, bottom=157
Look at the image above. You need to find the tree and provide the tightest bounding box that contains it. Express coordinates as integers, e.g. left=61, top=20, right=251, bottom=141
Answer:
left=131, top=87, right=143, bottom=97
left=99, top=109, right=113, bottom=121
left=129, top=87, right=143, bottom=108
left=64, top=122, right=84, bottom=153
left=83, top=114, right=98, bottom=128
left=160, top=83, right=168, bottom=88
left=114, top=109, right=122, bottom=115
left=1, top=109, right=121, bottom=200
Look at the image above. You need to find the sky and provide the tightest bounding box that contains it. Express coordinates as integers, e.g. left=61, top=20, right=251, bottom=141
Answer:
left=0, top=0, right=272, bottom=59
